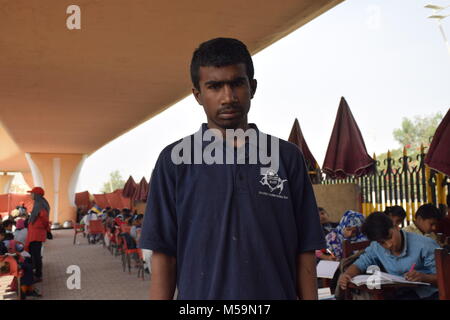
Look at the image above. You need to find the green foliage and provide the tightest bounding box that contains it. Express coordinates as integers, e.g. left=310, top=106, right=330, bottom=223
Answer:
left=101, top=170, right=126, bottom=193
left=392, top=112, right=443, bottom=150
left=375, top=112, right=442, bottom=171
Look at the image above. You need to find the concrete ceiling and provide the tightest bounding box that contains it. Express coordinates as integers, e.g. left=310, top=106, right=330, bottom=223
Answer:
left=0, top=0, right=344, bottom=172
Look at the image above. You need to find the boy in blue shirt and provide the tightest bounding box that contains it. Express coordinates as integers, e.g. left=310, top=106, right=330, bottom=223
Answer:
left=338, top=212, right=439, bottom=300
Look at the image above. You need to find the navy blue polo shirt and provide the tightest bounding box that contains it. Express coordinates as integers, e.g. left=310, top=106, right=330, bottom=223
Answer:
left=139, top=123, right=326, bottom=299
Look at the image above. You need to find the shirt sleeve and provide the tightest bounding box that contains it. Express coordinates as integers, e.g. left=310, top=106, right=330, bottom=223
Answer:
left=139, top=146, right=177, bottom=257
left=353, top=243, right=378, bottom=272
left=289, top=146, right=326, bottom=253
left=421, top=238, right=440, bottom=274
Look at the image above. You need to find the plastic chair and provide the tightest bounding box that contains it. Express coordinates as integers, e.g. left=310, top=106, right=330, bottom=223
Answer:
left=73, top=223, right=85, bottom=245
left=87, top=220, right=105, bottom=244
left=0, top=255, right=23, bottom=300
left=119, top=234, right=141, bottom=274
left=435, top=248, right=450, bottom=300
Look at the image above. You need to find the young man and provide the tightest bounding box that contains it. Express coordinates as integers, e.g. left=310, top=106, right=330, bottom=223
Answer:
left=139, top=38, right=326, bottom=300
left=402, top=203, right=443, bottom=244
left=338, top=212, right=440, bottom=300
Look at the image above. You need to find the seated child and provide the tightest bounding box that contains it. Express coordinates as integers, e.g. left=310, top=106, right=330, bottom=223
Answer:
left=0, top=227, right=41, bottom=298
left=338, top=212, right=440, bottom=300
left=13, top=219, right=28, bottom=244
left=403, top=203, right=443, bottom=245
left=323, top=210, right=368, bottom=261
left=384, top=205, right=406, bottom=227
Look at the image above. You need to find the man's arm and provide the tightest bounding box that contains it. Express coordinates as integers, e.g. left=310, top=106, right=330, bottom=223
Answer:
left=296, top=251, right=318, bottom=300
left=149, top=251, right=177, bottom=300
left=338, top=264, right=362, bottom=290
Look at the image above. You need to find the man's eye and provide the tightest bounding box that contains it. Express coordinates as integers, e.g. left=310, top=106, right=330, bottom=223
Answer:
left=208, top=84, right=221, bottom=90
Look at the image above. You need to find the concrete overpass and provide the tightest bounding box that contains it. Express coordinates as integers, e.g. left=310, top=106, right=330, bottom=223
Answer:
left=0, top=0, right=344, bottom=223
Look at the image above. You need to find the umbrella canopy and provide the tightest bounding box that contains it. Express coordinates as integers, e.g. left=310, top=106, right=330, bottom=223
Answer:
left=122, top=176, right=137, bottom=198
left=322, top=97, right=375, bottom=179
left=134, top=177, right=149, bottom=202
left=288, top=118, right=319, bottom=171
left=425, top=108, right=450, bottom=176
left=75, top=191, right=93, bottom=209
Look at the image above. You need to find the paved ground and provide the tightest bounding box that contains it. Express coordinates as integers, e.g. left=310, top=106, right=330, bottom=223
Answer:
left=34, top=229, right=151, bottom=300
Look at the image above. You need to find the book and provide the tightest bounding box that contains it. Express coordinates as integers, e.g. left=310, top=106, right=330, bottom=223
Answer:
left=351, top=271, right=430, bottom=287
left=318, top=287, right=335, bottom=300
left=316, top=260, right=340, bottom=279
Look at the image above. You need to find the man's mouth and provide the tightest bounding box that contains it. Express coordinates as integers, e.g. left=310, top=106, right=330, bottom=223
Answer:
left=219, top=107, right=242, bottom=119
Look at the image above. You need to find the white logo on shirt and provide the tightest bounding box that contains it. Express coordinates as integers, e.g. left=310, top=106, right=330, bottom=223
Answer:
left=259, top=169, right=287, bottom=195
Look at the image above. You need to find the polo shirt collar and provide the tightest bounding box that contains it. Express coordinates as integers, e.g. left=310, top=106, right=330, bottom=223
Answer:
left=194, top=123, right=267, bottom=161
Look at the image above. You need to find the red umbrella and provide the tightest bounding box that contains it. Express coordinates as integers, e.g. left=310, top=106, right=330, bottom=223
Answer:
left=288, top=118, right=319, bottom=171
left=133, top=177, right=149, bottom=202
left=75, top=191, right=93, bottom=209
left=322, top=97, right=375, bottom=179
left=425, top=108, right=450, bottom=176
left=122, top=176, right=137, bottom=198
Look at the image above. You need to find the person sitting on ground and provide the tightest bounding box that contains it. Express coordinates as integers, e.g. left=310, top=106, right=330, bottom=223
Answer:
left=384, top=205, right=407, bottom=227
left=338, top=212, right=440, bottom=300
left=13, top=219, right=28, bottom=244
left=324, top=210, right=368, bottom=261
left=402, top=203, right=443, bottom=245
left=2, top=220, right=15, bottom=240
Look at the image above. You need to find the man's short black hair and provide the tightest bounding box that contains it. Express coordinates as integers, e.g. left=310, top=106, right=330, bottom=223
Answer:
left=361, top=212, right=394, bottom=242
left=415, top=203, right=443, bottom=220
left=190, top=37, right=254, bottom=90
left=384, top=205, right=406, bottom=220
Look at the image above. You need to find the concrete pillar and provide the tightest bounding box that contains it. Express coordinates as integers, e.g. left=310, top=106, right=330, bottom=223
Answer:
left=0, top=173, right=14, bottom=194
left=25, top=153, right=87, bottom=225
left=20, top=171, right=33, bottom=190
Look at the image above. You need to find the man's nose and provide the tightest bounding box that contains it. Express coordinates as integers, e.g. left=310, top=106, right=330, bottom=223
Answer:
left=221, top=84, right=237, bottom=104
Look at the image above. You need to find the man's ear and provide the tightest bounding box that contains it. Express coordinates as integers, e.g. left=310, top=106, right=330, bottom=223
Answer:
left=250, top=79, right=257, bottom=99
left=192, top=87, right=203, bottom=105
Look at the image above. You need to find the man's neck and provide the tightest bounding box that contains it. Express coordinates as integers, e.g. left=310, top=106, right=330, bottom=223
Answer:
left=391, top=230, right=405, bottom=256
left=206, top=121, right=249, bottom=147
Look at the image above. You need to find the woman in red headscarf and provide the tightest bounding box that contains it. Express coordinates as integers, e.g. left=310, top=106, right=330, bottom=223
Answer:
left=25, top=187, right=51, bottom=282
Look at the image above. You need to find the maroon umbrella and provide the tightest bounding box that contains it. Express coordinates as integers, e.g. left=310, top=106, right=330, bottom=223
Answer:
left=425, top=108, right=450, bottom=176
left=322, top=97, right=375, bottom=179
left=133, top=177, right=149, bottom=202
left=288, top=118, right=319, bottom=171
left=122, top=176, right=137, bottom=198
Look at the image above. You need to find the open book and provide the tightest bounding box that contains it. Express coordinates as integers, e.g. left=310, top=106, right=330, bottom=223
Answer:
left=316, top=260, right=340, bottom=279
left=351, top=271, right=430, bottom=287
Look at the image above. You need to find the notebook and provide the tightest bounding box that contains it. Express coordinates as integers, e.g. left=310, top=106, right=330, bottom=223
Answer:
left=351, top=271, right=430, bottom=287
left=316, top=260, right=340, bottom=279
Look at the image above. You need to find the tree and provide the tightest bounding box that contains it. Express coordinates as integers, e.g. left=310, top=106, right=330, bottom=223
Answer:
left=375, top=112, right=443, bottom=171
left=101, top=170, right=126, bottom=193
left=393, top=112, right=443, bottom=152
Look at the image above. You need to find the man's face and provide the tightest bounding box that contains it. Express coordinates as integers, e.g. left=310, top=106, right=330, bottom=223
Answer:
left=388, top=215, right=403, bottom=227
left=378, top=228, right=401, bottom=252
left=319, top=210, right=329, bottom=224
left=416, top=217, right=439, bottom=234
left=193, top=63, right=257, bottom=131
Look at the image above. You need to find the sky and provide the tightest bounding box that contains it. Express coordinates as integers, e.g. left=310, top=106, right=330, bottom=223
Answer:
left=74, top=0, right=450, bottom=194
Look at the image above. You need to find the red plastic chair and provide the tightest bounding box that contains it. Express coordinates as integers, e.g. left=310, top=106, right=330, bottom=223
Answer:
left=87, top=220, right=105, bottom=244
left=0, top=255, right=23, bottom=300
left=73, top=223, right=85, bottom=245
left=120, top=235, right=140, bottom=274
